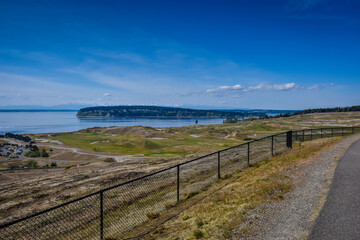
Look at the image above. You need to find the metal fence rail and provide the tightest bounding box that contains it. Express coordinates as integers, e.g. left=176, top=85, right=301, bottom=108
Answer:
left=1, top=127, right=359, bottom=239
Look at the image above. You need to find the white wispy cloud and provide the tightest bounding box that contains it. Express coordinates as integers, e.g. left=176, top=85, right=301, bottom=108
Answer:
left=307, top=83, right=335, bottom=90
left=0, top=71, right=110, bottom=106
left=104, top=93, right=111, bottom=96
left=206, top=82, right=335, bottom=97
left=206, top=83, right=300, bottom=94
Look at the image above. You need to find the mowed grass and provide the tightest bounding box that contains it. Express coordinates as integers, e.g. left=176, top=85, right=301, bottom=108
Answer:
left=142, top=136, right=344, bottom=240
left=49, top=130, right=244, bottom=155
left=46, top=112, right=360, bottom=156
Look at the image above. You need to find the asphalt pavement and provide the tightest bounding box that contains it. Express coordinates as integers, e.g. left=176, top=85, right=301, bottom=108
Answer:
left=308, top=140, right=360, bottom=240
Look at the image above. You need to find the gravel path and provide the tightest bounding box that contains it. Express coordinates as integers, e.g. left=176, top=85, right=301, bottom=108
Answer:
left=235, top=134, right=360, bottom=240
left=308, top=139, right=360, bottom=240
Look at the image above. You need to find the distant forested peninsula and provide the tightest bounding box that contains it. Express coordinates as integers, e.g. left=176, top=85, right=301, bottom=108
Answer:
left=271, top=105, right=360, bottom=118
left=294, top=105, right=360, bottom=115
left=76, top=106, right=267, bottom=118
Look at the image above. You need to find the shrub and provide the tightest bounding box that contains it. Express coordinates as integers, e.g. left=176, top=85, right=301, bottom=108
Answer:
left=243, top=137, right=256, bottom=141
left=182, top=215, right=190, bottom=221
left=222, top=173, right=233, bottom=179
left=25, top=151, right=40, bottom=157
left=193, top=229, right=204, bottom=239
left=40, top=149, right=49, bottom=157
left=185, top=191, right=199, bottom=199
left=25, top=148, right=49, bottom=158
left=196, top=218, right=204, bottom=227
left=50, top=162, right=57, bottom=167
left=104, top=157, right=115, bottom=163
left=26, top=160, right=38, bottom=168
left=30, top=145, right=39, bottom=151
left=9, top=164, right=20, bottom=169
left=146, top=212, right=160, bottom=220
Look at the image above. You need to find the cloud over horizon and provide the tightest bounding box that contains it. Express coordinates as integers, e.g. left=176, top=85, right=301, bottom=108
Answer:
left=206, top=83, right=299, bottom=94
left=206, top=82, right=335, bottom=96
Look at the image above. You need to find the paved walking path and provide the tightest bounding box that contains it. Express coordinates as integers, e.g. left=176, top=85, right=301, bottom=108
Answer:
left=308, top=140, right=360, bottom=240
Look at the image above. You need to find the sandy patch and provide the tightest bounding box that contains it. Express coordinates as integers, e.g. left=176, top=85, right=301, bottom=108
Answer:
left=35, top=138, right=63, bottom=145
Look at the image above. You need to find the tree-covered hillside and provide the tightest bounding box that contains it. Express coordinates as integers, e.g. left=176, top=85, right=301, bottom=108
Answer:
left=76, top=106, right=266, bottom=118
left=294, top=105, right=360, bottom=115
left=268, top=105, right=360, bottom=119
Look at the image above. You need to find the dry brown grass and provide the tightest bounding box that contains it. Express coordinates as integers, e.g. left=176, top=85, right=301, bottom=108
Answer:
left=1, top=112, right=360, bottom=237
left=142, top=137, right=344, bottom=239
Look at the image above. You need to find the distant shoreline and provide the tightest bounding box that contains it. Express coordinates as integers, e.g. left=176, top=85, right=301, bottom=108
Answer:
left=77, top=116, right=232, bottom=119
left=0, top=111, right=226, bottom=135
left=0, top=109, right=78, bottom=112
left=76, top=105, right=274, bottom=118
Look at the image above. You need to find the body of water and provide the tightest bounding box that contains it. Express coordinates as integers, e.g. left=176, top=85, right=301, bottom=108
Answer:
left=0, top=111, right=225, bottom=134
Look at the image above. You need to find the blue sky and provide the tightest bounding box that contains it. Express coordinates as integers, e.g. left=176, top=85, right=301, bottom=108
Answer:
left=0, top=0, right=359, bottom=110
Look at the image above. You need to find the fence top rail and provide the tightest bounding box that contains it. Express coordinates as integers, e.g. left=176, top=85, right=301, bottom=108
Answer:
left=1, top=126, right=359, bottom=229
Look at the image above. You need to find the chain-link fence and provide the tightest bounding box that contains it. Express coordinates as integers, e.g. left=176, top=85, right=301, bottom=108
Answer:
left=1, top=127, right=359, bottom=239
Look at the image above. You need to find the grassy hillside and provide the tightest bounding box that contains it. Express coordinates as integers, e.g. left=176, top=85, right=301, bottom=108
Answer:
left=46, top=112, right=360, bottom=157
left=141, top=137, right=344, bottom=239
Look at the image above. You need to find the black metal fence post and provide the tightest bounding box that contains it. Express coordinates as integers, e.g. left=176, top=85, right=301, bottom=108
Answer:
left=100, top=191, right=104, bottom=240
left=247, top=142, right=250, bottom=166
left=303, top=130, right=305, bottom=141
left=271, top=135, right=274, bottom=156
left=217, top=152, right=221, bottom=179
left=177, top=165, right=180, bottom=202
left=286, top=131, right=293, bottom=149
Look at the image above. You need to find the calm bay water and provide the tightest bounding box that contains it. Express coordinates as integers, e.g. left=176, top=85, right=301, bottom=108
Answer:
left=0, top=111, right=225, bottom=134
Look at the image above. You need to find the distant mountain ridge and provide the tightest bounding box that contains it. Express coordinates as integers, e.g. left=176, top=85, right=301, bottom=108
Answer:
left=76, top=105, right=268, bottom=118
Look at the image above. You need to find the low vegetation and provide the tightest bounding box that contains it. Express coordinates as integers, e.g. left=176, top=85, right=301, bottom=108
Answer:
left=26, top=160, right=38, bottom=168
left=142, top=137, right=343, bottom=239
left=1, top=112, right=359, bottom=234
left=46, top=112, right=360, bottom=156
left=24, top=145, right=49, bottom=157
